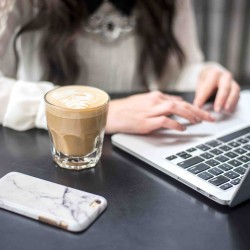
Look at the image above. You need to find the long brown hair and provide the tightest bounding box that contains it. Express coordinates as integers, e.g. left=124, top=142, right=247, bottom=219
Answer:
left=14, top=0, right=184, bottom=87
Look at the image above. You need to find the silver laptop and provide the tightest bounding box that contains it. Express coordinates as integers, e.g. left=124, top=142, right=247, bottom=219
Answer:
left=111, top=90, right=250, bottom=207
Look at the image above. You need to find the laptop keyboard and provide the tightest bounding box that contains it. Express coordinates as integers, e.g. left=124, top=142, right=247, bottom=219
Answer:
left=166, top=126, right=250, bottom=191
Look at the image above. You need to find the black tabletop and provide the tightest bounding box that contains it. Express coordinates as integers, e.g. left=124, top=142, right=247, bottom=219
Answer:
left=0, top=92, right=250, bottom=250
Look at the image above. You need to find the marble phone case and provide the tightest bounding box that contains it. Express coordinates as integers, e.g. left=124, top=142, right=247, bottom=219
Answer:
left=0, top=172, right=107, bottom=232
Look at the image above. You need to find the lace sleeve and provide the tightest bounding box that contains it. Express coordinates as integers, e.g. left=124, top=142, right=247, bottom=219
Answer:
left=0, top=0, right=16, bottom=37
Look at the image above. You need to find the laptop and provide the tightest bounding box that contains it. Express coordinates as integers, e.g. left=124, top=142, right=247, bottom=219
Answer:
left=111, top=90, right=250, bottom=207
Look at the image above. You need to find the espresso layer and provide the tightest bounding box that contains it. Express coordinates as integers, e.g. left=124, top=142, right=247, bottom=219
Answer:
left=46, top=110, right=108, bottom=156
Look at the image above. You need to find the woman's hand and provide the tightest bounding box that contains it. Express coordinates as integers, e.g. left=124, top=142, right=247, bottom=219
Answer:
left=106, top=91, right=214, bottom=134
left=193, top=67, right=240, bottom=112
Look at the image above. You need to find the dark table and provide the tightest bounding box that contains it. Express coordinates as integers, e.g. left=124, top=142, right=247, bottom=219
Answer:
left=0, top=92, right=249, bottom=250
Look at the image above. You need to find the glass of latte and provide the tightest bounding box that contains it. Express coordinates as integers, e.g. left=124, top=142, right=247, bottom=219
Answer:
left=44, top=86, right=109, bottom=170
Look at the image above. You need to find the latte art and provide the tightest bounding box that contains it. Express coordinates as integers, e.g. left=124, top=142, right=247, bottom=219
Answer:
left=45, top=86, right=109, bottom=112
left=51, top=90, right=94, bottom=109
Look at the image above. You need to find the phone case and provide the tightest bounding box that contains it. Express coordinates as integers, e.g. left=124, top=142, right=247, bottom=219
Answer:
left=0, top=172, right=107, bottom=232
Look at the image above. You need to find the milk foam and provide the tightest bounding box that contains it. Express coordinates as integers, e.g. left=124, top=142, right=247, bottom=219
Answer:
left=45, top=86, right=109, bottom=111
left=51, top=90, right=94, bottom=109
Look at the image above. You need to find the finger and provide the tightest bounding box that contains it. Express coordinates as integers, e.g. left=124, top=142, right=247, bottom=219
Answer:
left=147, top=102, right=177, bottom=117
left=148, top=90, right=166, bottom=105
left=162, top=116, right=186, bottom=131
left=145, top=116, right=186, bottom=133
left=193, top=69, right=221, bottom=107
left=147, top=102, right=188, bottom=118
left=213, top=73, right=232, bottom=112
left=173, top=102, right=214, bottom=123
left=163, top=94, right=183, bottom=101
left=150, top=90, right=165, bottom=100
left=148, top=101, right=214, bottom=122
left=224, top=81, right=240, bottom=112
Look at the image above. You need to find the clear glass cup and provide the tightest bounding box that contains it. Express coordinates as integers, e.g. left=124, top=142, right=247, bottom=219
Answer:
left=44, top=86, right=109, bottom=170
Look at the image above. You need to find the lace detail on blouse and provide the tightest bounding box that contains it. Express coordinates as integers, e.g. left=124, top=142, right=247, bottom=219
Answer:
left=85, top=1, right=136, bottom=42
left=0, top=0, right=15, bottom=37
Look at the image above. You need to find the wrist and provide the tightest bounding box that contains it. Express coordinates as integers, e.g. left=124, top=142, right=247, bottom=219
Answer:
left=105, top=99, right=125, bottom=134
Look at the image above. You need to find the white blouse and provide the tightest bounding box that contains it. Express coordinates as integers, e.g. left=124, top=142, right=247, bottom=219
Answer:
left=0, top=0, right=223, bottom=131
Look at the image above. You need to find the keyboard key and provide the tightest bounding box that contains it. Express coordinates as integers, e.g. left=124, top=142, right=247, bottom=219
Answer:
left=234, top=167, right=246, bottom=175
left=166, top=155, right=177, bottom=161
left=228, top=159, right=243, bottom=167
left=234, top=148, right=247, bottom=155
left=187, top=163, right=210, bottom=174
left=187, top=147, right=197, bottom=153
left=198, top=172, right=214, bottom=180
left=205, top=159, right=220, bottom=167
left=210, top=149, right=223, bottom=155
left=224, top=171, right=240, bottom=179
left=208, top=167, right=223, bottom=176
left=177, top=151, right=186, bottom=156
left=177, top=151, right=185, bottom=156
left=181, top=154, right=192, bottom=159
left=219, top=145, right=232, bottom=151
left=220, top=183, right=233, bottom=190
left=200, top=152, right=213, bottom=160
left=209, top=176, right=230, bottom=186
left=215, top=155, right=229, bottom=163
left=177, top=152, right=192, bottom=159
left=237, top=155, right=250, bottom=163
left=206, top=140, right=222, bottom=147
left=177, top=156, right=204, bottom=169
left=247, top=153, right=250, bottom=158
left=231, top=178, right=241, bottom=185
left=243, top=163, right=250, bottom=169
left=245, top=135, right=250, bottom=140
left=218, top=163, right=233, bottom=171
left=243, top=144, right=250, bottom=151
left=237, top=138, right=249, bottom=144
left=228, top=141, right=240, bottom=148
left=225, top=151, right=238, bottom=159
left=196, top=144, right=210, bottom=151
left=218, top=127, right=250, bottom=142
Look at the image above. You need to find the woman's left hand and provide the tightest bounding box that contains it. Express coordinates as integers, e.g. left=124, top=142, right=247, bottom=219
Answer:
left=193, top=67, right=240, bottom=112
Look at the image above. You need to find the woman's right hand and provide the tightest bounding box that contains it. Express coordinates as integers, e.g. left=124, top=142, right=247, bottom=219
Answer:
left=106, top=91, right=214, bottom=134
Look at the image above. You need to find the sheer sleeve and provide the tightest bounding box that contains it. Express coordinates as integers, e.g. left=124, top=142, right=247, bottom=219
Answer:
left=0, top=0, right=14, bottom=36
left=172, top=0, right=226, bottom=91
left=0, top=0, right=55, bottom=131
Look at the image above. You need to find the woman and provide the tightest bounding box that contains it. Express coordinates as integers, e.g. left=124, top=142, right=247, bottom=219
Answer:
left=0, top=0, right=240, bottom=133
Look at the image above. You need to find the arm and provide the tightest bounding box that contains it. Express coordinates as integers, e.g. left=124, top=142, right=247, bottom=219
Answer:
left=174, top=0, right=240, bottom=112
left=1, top=79, right=54, bottom=130
left=106, top=0, right=240, bottom=134
left=0, top=0, right=55, bottom=131
left=106, top=91, right=214, bottom=134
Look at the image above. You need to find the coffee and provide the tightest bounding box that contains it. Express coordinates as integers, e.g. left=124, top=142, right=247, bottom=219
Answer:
left=45, top=86, right=109, bottom=170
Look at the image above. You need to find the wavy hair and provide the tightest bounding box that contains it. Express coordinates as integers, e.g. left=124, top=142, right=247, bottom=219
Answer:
left=14, top=0, right=184, bottom=87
